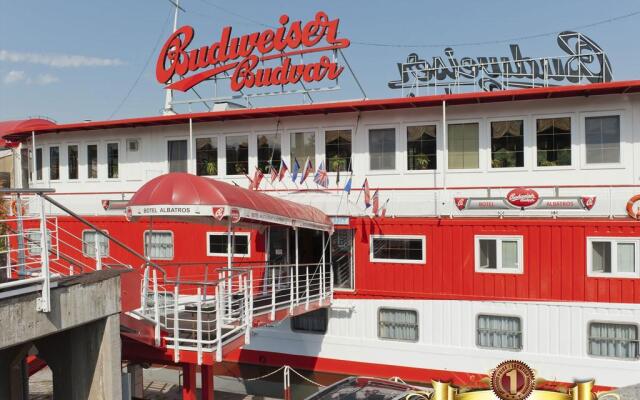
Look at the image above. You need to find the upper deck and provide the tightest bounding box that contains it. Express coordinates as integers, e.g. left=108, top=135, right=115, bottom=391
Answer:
left=5, top=81, right=640, bottom=217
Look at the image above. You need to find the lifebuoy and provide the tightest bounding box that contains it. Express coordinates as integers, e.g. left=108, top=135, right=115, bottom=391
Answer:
left=626, top=194, right=640, bottom=219
left=9, top=200, right=26, bottom=216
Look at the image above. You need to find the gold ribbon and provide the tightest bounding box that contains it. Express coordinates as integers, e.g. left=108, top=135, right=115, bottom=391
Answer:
left=422, top=380, right=607, bottom=400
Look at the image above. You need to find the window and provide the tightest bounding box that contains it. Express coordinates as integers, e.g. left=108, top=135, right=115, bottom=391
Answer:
left=49, top=146, right=59, bottom=180
left=588, top=322, right=638, bottom=360
left=477, top=315, right=522, bottom=351
left=536, top=117, right=571, bottom=166
left=168, top=139, right=188, bottom=173
left=68, top=145, right=78, bottom=180
left=144, top=231, right=174, bottom=260
left=325, top=129, right=352, bottom=172
left=369, top=128, right=395, bottom=170
left=291, top=308, right=328, bottom=334
left=378, top=308, right=418, bottom=341
left=587, top=238, right=639, bottom=277
left=196, top=137, right=218, bottom=176
left=35, top=148, right=43, bottom=180
left=257, top=134, right=281, bottom=173
left=407, top=125, right=436, bottom=170
left=448, top=123, right=479, bottom=169
left=370, top=235, right=425, bottom=264
left=107, top=143, right=118, bottom=179
left=25, top=229, right=52, bottom=256
left=127, top=139, right=139, bottom=152
left=87, top=144, right=98, bottom=179
left=207, top=232, right=250, bottom=257
left=226, top=135, right=249, bottom=175
left=82, top=230, right=110, bottom=258
left=475, top=236, right=523, bottom=274
left=290, top=132, right=315, bottom=166
left=585, top=115, right=620, bottom=164
left=331, top=229, right=354, bottom=290
left=491, top=120, right=523, bottom=168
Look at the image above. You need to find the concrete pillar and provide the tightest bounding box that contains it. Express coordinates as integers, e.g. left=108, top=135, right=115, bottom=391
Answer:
left=36, top=314, right=122, bottom=400
left=0, top=344, right=30, bottom=400
left=127, top=364, right=144, bottom=399
left=201, top=364, right=214, bottom=400
left=182, top=363, right=197, bottom=400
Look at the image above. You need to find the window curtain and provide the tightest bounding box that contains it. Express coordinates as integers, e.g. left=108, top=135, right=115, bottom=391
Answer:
left=379, top=309, right=418, bottom=341
left=145, top=232, right=173, bottom=259
left=477, top=315, right=522, bottom=350
left=501, top=240, right=518, bottom=269
left=83, top=231, right=109, bottom=258
left=448, top=123, right=479, bottom=169
left=168, top=140, right=188, bottom=173
left=589, top=323, right=638, bottom=359
left=617, top=243, right=635, bottom=273
left=491, top=121, right=522, bottom=138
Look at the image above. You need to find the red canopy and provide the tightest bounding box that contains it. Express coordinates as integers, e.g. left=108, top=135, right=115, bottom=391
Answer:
left=127, top=173, right=333, bottom=232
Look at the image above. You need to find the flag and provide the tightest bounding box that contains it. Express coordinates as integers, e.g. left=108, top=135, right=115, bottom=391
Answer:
left=300, top=157, right=313, bottom=184
left=313, top=161, right=329, bottom=188
left=245, top=174, right=254, bottom=190
left=269, top=164, right=278, bottom=183
left=291, top=158, right=300, bottom=182
left=363, top=178, right=371, bottom=208
left=252, top=166, right=264, bottom=190
left=380, top=199, right=390, bottom=217
left=372, top=189, right=380, bottom=216
left=278, top=160, right=288, bottom=182
left=343, top=175, right=352, bottom=195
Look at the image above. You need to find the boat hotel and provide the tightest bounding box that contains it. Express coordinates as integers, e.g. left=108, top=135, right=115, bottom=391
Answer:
left=1, top=78, right=640, bottom=391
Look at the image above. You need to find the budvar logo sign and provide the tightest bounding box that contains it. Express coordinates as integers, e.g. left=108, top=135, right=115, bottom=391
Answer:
left=506, top=188, right=539, bottom=208
left=156, top=12, right=350, bottom=92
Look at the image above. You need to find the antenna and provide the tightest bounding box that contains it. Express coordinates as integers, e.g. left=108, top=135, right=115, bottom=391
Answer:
left=163, top=0, right=185, bottom=115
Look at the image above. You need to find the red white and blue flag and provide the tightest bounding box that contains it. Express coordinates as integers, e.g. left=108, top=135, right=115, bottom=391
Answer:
left=252, top=166, right=264, bottom=190
left=278, top=160, right=288, bottom=182
left=363, top=178, right=371, bottom=208
left=380, top=199, right=390, bottom=217
left=269, top=164, right=278, bottom=183
left=300, top=157, right=314, bottom=184
left=291, top=158, right=300, bottom=182
left=313, top=161, right=329, bottom=188
left=372, top=189, right=380, bottom=215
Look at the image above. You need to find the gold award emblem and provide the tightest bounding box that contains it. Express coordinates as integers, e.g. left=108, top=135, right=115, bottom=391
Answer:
left=490, top=360, right=536, bottom=400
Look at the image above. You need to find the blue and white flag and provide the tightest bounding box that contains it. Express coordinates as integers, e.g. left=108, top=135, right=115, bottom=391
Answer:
left=291, top=158, right=300, bottom=182
left=343, top=175, right=352, bottom=195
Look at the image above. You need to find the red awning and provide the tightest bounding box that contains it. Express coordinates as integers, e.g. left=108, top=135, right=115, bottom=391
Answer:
left=126, top=173, right=333, bottom=232
left=0, top=118, right=57, bottom=147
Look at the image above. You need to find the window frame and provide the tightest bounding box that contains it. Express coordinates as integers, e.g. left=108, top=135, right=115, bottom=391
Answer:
left=224, top=133, right=250, bottom=176
left=367, top=124, right=399, bottom=173
left=587, top=320, right=639, bottom=361
left=143, top=230, right=175, bottom=261
left=369, top=234, right=426, bottom=265
left=586, top=237, right=640, bottom=278
left=474, top=235, right=524, bottom=274
left=256, top=132, right=282, bottom=174
left=81, top=229, right=110, bottom=258
left=66, top=143, right=80, bottom=181
left=487, top=117, right=527, bottom=171
left=323, top=127, right=353, bottom=174
left=86, top=142, right=99, bottom=180
left=106, top=141, right=120, bottom=180
left=446, top=120, right=482, bottom=172
left=405, top=123, right=438, bottom=172
left=34, top=147, right=44, bottom=182
left=195, top=135, right=219, bottom=177
left=206, top=232, right=251, bottom=257
left=166, top=137, right=189, bottom=174
left=580, top=111, right=625, bottom=169
left=25, top=228, right=52, bottom=256
left=476, top=313, right=524, bottom=352
left=377, top=307, right=419, bottom=342
left=532, top=113, right=575, bottom=171
left=288, top=130, right=317, bottom=171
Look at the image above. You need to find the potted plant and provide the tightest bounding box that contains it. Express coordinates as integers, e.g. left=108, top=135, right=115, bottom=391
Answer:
left=413, top=153, right=430, bottom=170
left=205, top=161, right=217, bottom=175
left=330, top=155, right=346, bottom=172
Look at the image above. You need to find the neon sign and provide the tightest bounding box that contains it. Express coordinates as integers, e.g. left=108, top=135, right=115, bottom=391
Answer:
left=156, top=12, right=350, bottom=93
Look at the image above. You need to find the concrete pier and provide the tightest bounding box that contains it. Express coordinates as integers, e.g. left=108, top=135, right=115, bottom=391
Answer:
left=0, top=270, right=123, bottom=400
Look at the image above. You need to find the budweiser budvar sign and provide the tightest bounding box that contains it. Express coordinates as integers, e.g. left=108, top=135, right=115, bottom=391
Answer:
left=506, top=188, right=539, bottom=208
left=156, top=12, right=350, bottom=92
left=455, top=188, right=596, bottom=211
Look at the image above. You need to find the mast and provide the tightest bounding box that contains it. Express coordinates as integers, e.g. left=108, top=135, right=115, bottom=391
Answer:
left=162, top=0, right=183, bottom=115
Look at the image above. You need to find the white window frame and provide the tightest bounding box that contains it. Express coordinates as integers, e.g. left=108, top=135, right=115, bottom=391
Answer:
left=587, top=320, right=639, bottom=360
left=287, top=129, right=318, bottom=173
left=402, top=121, right=440, bottom=174
left=446, top=119, right=483, bottom=172
left=586, top=237, right=640, bottom=278
left=85, top=142, right=100, bottom=180
left=580, top=110, right=625, bottom=169
left=105, top=140, right=121, bottom=181
left=366, top=124, right=399, bottom=174
left=47, top=144, right=61, bottom=182
left=194, top=135, right=220, bottom=177
left=487, top=117, right=527, bottom=171
left=476, top=313, right=523, bottom=351
left=66, top=143, right=80, bottom=182
left=369, top=234, right=425, bottom=264
left=223, top=133, right=251, bottom=177
left=474, top=235, right=524, bottom=274
left=82, top=229, right=110, bottom=258
left=165, top=137, right=189, bottom=174
left=143, top=230, right=174, bottom=260
left=377, top=307, right=419, bottom=342
left=532, top=113, right=576, bottom=171
left=322, top=126, right=354, bottom=176
left=206, top=232, right=251, bottom=257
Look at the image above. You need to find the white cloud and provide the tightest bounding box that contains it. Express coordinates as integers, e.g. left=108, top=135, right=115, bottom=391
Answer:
left=0, top=49, right=124, bottom=68
left=35, top=73, right=60, bottom=85
left=2, top=70, right=59, bottom=85
left=3, top=70, right=26, bottom=84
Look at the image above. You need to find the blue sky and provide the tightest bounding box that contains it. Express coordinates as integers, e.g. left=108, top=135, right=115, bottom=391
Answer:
left=1, top=0, right=639, bottom=123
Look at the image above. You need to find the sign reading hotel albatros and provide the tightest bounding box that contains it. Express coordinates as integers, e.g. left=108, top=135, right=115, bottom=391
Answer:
left=455, top=188, right=596, bottom=211
left=156, top=12, right=350, bottom=92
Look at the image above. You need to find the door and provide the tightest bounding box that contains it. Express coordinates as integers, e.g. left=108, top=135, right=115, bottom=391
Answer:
left=331, top=229, right=354, bottom=290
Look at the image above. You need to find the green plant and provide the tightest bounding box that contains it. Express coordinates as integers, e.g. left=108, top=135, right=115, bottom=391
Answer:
left=205, top=161, right=217, bottom=175
left=330, top=155, right=347, bottom=172
left=412, top=153, right=430, bottom=169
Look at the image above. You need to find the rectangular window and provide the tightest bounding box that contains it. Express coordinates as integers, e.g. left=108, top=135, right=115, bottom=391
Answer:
left=49, top=146, right=59, bottom=180
left=585, top=115, right=620, bottom=164
left=291, top=308, right=328, bottom=334
left=369, top=128, right=395, bottom=170
left=448, top=123, right=479, bottom=169
left=35, top=148, right=43, bottom=180
left=370, top=235, right=425, bottom=264
left=588, top=322, right=638, bottom=360
left=407, top=125, right=436, bottom=170
left=25, top=229, right=52, bottom=256
left=325, top=129, right=352, bottom=172
left=196, top=137, right=218, bottom=176
left=475, top=236, right=523, bottom=274
left=536, top=117, right=571, bottom=166
left=331, top=229, right=354, bottom=290
left=378, top=308, right=418, bottom=342
left=168, top=139, right=188, bottom=173
left=107, top=143, right=119, bottom=178
left=87, top=144, right=98, bottom=179
left=257, top=134, right=281, bottom=173
left=207, top=232, right=250, bottom=257
left=290, top=132, right=315, bottom=166
left=68, top=145, right=78, bottom=180
left=226, top=135, right=249, bottom=175
left=588, top=238, right=639, bottom=277
left=144, top=231, right=174, bottom=260
left=477, top=315, right=522, bottom=351
left=82, top=230, right=110, bottom=258
left=491, top=120, right=524, bottom=168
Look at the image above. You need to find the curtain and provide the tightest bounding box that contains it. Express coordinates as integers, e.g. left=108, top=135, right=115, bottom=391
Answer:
left=477, top=315, right=522, bottom=350
left=145, top=232, right=173, bottom=259
left=617, top=243, right=635, bottom=273
left=491, top=121, right=522, bottom=138
left=448, top=123, right=479, bottom=169
left=369, top=129, right=395, bottom=170
left=589, top=323, right=638, bottom=359
left=378, top=309, right=418, bottom=341
left=501, top=240, right=518, bottom=269
left=83, top=231, right=109, bottom=258
left=585, top=116, right=620, bottom=164
left=168, top=140, right=188, bottom=173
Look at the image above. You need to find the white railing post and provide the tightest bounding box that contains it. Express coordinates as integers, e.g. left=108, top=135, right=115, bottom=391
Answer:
left=305, top=267, right=309, bottom=310
left=295, top=228, right=299, bottom=305
left=37, top=195, right=51, bottom=313
left=141, top=266, right=149, bottom=313
left=94, top=230, right=102, bottom=271
left=215, top=285, right=222, bottom=362
left=173, top=286, right=180, bottom=363
left=196, top=288, right=202, bottom=366
left=321, top=233, right=326, bottom=304
left=244, top=275, right=251, bottom=344
left=227, top=271, right=232, bottom=319
left=153, top=269, right=160, bottom=347
left=330, top=267, right=334, bottom=302
left=289, top=266, right=294, bottom=313
left=270, top=267, right=276, bottom=321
